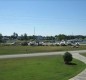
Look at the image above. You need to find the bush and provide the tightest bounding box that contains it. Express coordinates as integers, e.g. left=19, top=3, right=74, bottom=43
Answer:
left=63, top=52, right=73, bottom=64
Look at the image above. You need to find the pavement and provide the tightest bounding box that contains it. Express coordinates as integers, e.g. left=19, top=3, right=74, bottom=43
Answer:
left=0, top=50, right=86, bottom=80
left=0, top=50, right=86, bottom=59
left=69, top=53, right=86, bottom=80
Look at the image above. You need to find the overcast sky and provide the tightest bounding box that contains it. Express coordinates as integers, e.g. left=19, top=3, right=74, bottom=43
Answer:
left=0, top=0, right=86, bottom=36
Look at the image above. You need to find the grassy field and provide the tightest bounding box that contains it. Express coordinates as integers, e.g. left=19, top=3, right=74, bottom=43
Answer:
left=0, top=45, right=86, bottom=55
left=0, top=55, right=86, bottom=80
left=80, top=53, right=86, bottom=57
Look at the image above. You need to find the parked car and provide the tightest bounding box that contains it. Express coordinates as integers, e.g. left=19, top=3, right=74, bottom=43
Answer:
left=67, top=41, right=72, bottom=46
left=60, top=40, right=66, bottom=46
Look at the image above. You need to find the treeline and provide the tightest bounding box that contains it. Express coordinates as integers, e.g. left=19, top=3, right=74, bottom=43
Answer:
left=0, top=32, right=86, bottom=43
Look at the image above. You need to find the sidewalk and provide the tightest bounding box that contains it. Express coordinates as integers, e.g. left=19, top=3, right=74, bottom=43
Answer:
left=69, top=53, right=86, bottom=80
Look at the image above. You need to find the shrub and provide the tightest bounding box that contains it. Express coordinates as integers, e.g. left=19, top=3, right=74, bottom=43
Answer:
left=63, top=52, right=73, bottom=64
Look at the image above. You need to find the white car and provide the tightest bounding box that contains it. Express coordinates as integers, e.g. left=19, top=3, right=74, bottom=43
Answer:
left=60, top=40, right=66, bottom=46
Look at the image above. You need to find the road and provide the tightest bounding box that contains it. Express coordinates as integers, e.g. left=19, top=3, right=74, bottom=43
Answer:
left=0, top=50, right=86, bottom=59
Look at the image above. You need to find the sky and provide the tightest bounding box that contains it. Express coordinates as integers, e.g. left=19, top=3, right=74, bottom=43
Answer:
left=0, top=0, right=86, bottom=36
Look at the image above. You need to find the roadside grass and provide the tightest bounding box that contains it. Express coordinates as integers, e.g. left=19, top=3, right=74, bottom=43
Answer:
left=0, top=45, right=86, bottom=55
left=80, top=53, right=86, bottom=57
left=0, top=55, right=85, bottom=80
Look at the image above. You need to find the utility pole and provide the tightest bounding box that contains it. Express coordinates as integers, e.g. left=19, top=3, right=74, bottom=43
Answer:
left=34, top=27, right=35, bottom=36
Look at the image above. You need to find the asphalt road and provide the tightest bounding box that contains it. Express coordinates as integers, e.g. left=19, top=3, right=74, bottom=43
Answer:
left=0, top=50, right=86, bottom=59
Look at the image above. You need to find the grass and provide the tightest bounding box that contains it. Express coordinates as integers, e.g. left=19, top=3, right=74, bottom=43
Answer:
left=0, top=55, right=85, bottom=80
left=80, top=53, right=86, bottom=57
left=0, top=45, right=86, bottom=55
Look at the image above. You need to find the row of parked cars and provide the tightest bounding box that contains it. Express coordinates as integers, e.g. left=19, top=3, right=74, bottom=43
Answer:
left=3, top=40, right=80, bottom=47
left=22, top=40, right=80, bottom=46
left=27, top=42, right=59, bottom=46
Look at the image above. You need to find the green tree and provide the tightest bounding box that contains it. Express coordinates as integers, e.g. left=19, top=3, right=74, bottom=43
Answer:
left=58, top=34, right=67, bottom=41
left=20, top=35, right=24, bottom=40
left=11, top=32, right=18, bottom=39
left=0, top=33, right=3, bottom=43
left=23, top=33, right=28, bottom=40
left=20, top=33, right=28, bottom=40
